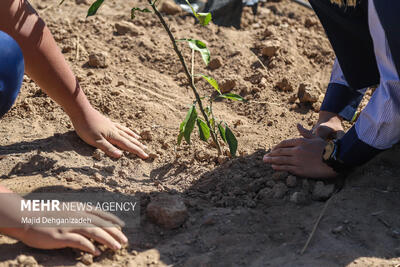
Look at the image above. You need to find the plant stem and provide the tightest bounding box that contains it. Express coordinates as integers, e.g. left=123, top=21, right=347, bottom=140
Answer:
left=149, top=1, right=222, bottom=155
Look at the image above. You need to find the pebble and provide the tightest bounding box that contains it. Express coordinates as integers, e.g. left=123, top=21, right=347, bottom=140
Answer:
left=263, top=26, right=276, bottom=38
left=275, top=78, right=293, bottom=92
left=289, top=191, right=307, bottom=204
left=160, top=0, right=182, bottom=15
left=261, top=40, right=280, bottom=57
left=80, top=253, right=93, bottom=265
left=286, top=175, right=297, bottom=187
left=146, top=194, right=188, bottom=229
left=220, top=79, right=236, bottom=93
left=88, top=52, right=108, bottom=68
left=312, top=181, right=335, bottom=200
left=208, top=57, right=223, bottom=70
left=297, top=83, right=320, bottom=103
left=331, top=225, right=344, bottom=234
left=115, top=22, right=140, bottom=36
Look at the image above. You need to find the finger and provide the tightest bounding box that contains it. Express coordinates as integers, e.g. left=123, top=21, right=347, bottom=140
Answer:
left=86, top=209, right=125, bottom=228
left=115, top=123, right=141, bottom=139
left=107, top=133, right=149, bottom=159
left=72, top=226, right=122, bottom=251
left=297, top=124, right=314, bottom=139
left=271, top=164, right=297, bottom=173
left=263, top=155, right=295, bottom=165
left=102, top=226, right=128, bottom=246
left=58, top=232, right=101, bottom=256
left=266, top=147, right=297, bottom=157
left=95, top=138, right=123, bottom=158
left=273, top=138, right=304, bottom=150
left=119, top=130, right=147, bottom=151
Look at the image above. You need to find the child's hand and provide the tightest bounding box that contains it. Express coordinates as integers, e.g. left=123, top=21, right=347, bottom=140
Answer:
left=70, top=106, right=149, bottom=159
left=17, top=209, right=128, bottom=255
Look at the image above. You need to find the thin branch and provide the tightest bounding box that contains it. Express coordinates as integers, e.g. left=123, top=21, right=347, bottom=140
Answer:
left=148, top=0, right=221, bottom=155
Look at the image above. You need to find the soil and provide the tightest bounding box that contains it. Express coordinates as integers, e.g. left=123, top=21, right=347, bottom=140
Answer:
left=0, top=0, right=399, bottom=266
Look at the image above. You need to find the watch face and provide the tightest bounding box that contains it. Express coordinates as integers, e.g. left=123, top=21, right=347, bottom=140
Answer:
left=323, top=141, right=335, bottom=161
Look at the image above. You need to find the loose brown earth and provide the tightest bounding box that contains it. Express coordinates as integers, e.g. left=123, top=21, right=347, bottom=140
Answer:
left=0, top=0, right=399, bottom=266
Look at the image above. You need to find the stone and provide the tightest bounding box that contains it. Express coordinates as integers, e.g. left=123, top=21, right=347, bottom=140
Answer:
left=17, top=255, right=38, bottom=267
left=276, top=78, right=293, bottom=92
left=140, top=128, right=152, bottom=141
left=272, top=183, right=288, bottom=199
left=263, top=26, right=276, bottom=38
left=272, top=171, right=289, bottom=181
left=286, top=175, right=297, bottom=187
left=115, top=22, right=140, bottom=36
left=261, top=40, right=280, bottom=57
left=220, top=79, right=236, bottom=93
left=80, top=253, right=93, bottom=265
left=146, top=194, right=188, bottom=229
left=159, top=0, right=182, bottom=15
left=208, top=57, right=222, bottom=70
left=258, top=187, right=274, bottom=201
left=312, top=181, right=335, bottom=200
left=331, top=225, right=344, bottom=234
left=290, top=192, right=307, bottom=204
left=92, top=149, right=103, bottom=160
left=88, top=52, right=108, bottom=68
left=297, top=83, right=320, bottom=103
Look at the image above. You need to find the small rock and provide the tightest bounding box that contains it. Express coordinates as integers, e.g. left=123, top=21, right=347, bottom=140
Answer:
left=297, top=83, right=320, bottom=103
left=276, top=78, right=293, bottom=92
left=65, top=176, right=74, bottom=182
left=220, top=79, right=236, bottom=93
left=140, top=128, right=152, bottom=141
left=258, top=187, right=274, bottom=201
left=263, top=26, right=276, bottom=38
left=312, top=181, right=335, bottom=200
left=286, top=175, right=297, bottom=187
left=266, top=180, right=275, bottom=188
left=331, top=225, right=344, bottom=234
left=290, top=191, right=307, bottom=204
left=261, top=40, right=280, bottom=57
left=272, top=183, right=288, bottom=199
left=148, top=153, right=158, bottom=159
left=208, top=57, right=222, bottom=70
left=115, top=21, right=140, bottom=36
left=80, top=253, right=93, bottom=265
left=131, top=250, right=138, bottom=256
left=146, top=194, right=188, bottom=229
left=272, top=171, right=289, bottom=181
left=92, top=149, right=103, bottom=161
left=159, top=0, right=182, bottom=15
left=88, top=52, right=108, bottom=68
left=17, top=255, right=38, bottom=267
left=305, top=18, right=317, bottom=28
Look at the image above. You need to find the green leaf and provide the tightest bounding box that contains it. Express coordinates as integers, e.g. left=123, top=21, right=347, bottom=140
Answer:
left=87, top=0, right=105, bottom=17
left=197, top=74, right=220, bottom=94
left=225, top=125, right=238, bottom=157
left=197, top=13, right=212, bottom=26
left=177, top=131, right=184, bottom=145
left=131, top=7, right=151, bottom=19
left=178, top=39, right=210, bottom=66
left=197, top=119, right=210, bottom=141
left=218, top=123, right=227, bottom=143
left=184, top=106, right=198, bottom=144
left=219, top=93, right=246, bottom=101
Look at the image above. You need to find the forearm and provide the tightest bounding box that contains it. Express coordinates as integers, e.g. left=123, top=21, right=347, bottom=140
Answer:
left=0, top=0, right=93, bottom=119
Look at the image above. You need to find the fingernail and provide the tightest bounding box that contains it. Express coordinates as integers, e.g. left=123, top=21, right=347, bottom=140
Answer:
left=114, top=242, right=122, bottom=250
left=122, top=235, right=128, bottom=244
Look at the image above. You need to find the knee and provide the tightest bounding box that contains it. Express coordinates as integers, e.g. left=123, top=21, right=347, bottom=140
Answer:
left=0, top=31, right=25, bottom=118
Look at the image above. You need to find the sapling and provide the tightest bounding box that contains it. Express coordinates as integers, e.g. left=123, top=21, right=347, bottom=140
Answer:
left=74, top=0, right=246, bottom=157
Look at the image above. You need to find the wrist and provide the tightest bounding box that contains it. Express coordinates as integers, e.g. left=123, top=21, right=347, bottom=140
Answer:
left=318, top=111, right=342, bottom=124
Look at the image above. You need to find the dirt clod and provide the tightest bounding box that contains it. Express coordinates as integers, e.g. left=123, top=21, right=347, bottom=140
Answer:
left=290, top=191, right=307, bottom=205
left=261, top=40, right=280, bottom=57
left=140, top=128, right=152, bottom=141
left=115, top=22, right=140, bottom=36
left=220, top=79, right=236, bottom=93
left=88, top=52, right=108, bottom=68
left=286, top=175, right=297, bottom=187
left=312, top=181, right=335, bottom=200
left=298, top=83, right=320, bottom=103
left=92, top=149, right=103, bottom=160
left=208, top=57, right=223, bottom=70
left=272, top=182, right=288, bottom=199
left=272, top=171, right=289, bottom=181
left=146, top=194, right=188, bottom=229
left=276, top=78, right=293, bottom=92
left=16, top=255, right=38, bottom=267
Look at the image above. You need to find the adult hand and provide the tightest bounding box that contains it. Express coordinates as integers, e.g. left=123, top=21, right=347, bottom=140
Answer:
left=263, top=124, right=337, bottom=178
left=313, top=111, right=344, bottom=140
left=70, top=106, right=149, bottom=159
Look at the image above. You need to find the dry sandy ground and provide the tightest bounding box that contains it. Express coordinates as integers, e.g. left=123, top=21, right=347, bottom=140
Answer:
left=0, top=0, right=399, bottom=266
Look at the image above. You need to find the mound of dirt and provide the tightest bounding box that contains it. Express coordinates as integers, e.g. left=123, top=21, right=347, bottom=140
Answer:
left=0, top=0, right=399, bottom=266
